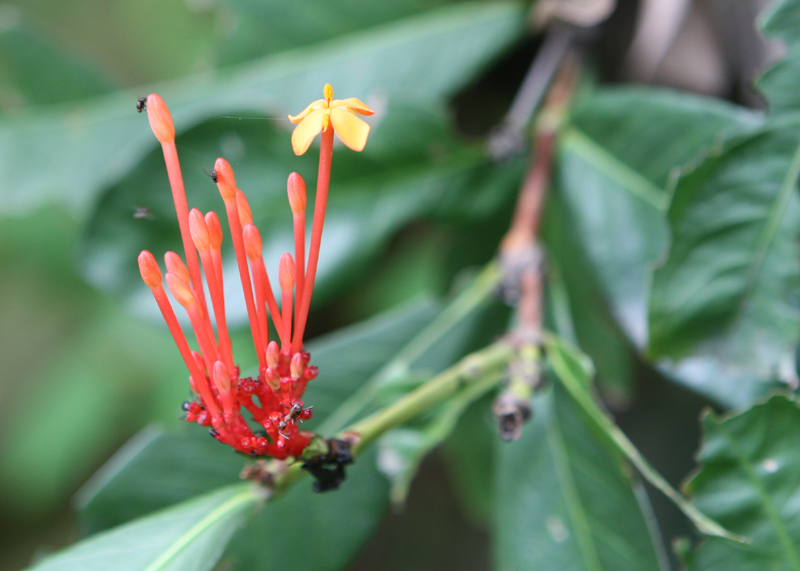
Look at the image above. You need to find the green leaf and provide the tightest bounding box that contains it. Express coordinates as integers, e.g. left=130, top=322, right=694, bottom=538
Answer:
left=25, top=484, right=263, bottom=571
left=494, top=384, right=667, bottom=571
left=648, top=122, right=800, bottom=407
left=684, top=395, right=800, bottom=570
left=0, top=1, right=524, bottom=218
left=558, top=87, right=760, bottom=346
left=755, top=0, right=800, bottom=116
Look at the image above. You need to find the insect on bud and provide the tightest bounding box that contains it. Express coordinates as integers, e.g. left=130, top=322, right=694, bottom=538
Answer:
left=214, top=158, right=236, bottom=201
left=236, top=190, right=253, bottom=226
left=279, top=253, right=296, bottom=291
left=266, top=341, right=280, bottom=369
left=205, top=212, right=223, bottom=250
left=287, top=172, right=307, bottom=214
left=145, top=94, right=175, bottom=143
left=189, top=208, right=211, bottom=251
left=166, top=272, right=196, bottom=308
left=138, top=250, right=162, bottom=289
left=164, top=252, right=190, bottom=286
left=243, top=224, right=263, bottom=260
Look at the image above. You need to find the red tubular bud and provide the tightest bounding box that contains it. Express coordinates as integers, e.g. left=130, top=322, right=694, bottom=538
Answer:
left=214, top=158, right=236, bottom=201
left=164, top=252, right=190, bottom=286
left=290, top=352, right=304, bottom=380
left=278, top=253, right=296, bottom=291
left=192, top=351, right=206, bottom=375
left=189, top=208, right=210, bottom=251
left=236, top=190, right=253, bottom=226
left=266, top=341, right=280, bottom=369
left=205, top=212, right=223, bottom=250
left=146, top=94, right=175, bottom=143
left=166, top=272, right=196, bottom=308
left=138, top=250, right=162, bottom=289
left=243, top=224, right=262, bottom=260
left=213, top=361, right=230, bottom=393
left=287, top=172, right=307, bottom=214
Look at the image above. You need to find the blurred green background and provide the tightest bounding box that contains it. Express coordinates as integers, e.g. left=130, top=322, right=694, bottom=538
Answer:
left=0, top=0, right=780, bottom=569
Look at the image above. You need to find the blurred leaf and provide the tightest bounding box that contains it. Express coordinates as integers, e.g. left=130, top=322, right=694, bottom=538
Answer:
left=0, top=1, right=524, bottom=218
left=0, top=25, right=115, bottom=109
left=25, top=483, right=263, bottom=571
left=683, top=395, right=800, bottom=570
left=376, top=365, right=500, bottom=506
left=755, top=0, right=800, bottom=116
left=441, top=394, right=496, bottom=525
left=648, top=123, right=800, bottom=407
left=494, top=384, right=667, bottom=571
left=558, top=87, right=761, bottom=346
left=214, top=0, right=458, bottom=67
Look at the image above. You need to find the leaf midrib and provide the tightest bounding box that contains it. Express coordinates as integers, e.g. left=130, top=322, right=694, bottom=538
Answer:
left=716, top=421, right=800, bottom=570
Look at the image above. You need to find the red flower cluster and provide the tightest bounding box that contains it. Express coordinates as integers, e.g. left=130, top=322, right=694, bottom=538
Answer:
left=136, top=90, right=366, bottom=459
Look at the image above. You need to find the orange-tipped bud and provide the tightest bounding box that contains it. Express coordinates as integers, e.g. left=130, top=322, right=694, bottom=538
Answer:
left=189, top=209, right=211, bottom=251
left=236, top=190, right=253, bottom=226
left=166, top=272, right=196, bottom=308
left=287, top=172, right=307, bottom=214
left=279, top=253, right=296, bottom=290
left=164, top=252, right=190, bottom=286
left=205, top=212, right=223, bottom=250
left=290, top=352, right=305, bottom=380
left=267, top=341, right=280, bottom=369
left=212, top=361, right=230, bottom=393
left=145, top=94, right=175, bottom=143
left=214, top=158, right=236, bottom=201
left=243, top=224, right=263, bottom=260
left=138, top=250, right=162, bottom=289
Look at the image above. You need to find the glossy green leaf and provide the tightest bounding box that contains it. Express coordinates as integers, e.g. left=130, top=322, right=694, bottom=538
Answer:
left=25, top=484, right=263, bottom=571
left=558, top=88, right=760, bottom=346
left=648, top=122, right=800, bottom=406
left=0, top=1, right=524, bottom=218
left=494, top=384, right=667, bottom=571
left=684, top=395, right=800, bottom=570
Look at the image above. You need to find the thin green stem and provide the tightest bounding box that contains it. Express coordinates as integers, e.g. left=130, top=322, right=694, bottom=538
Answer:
left=347, top=341, right=514, bottom=453
left=274, top=340, right=514, bottom=493
left=320, top=260, right=503, bottom=433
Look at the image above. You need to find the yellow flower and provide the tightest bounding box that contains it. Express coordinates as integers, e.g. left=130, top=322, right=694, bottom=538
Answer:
left=289, top=84, right=375, bottom=155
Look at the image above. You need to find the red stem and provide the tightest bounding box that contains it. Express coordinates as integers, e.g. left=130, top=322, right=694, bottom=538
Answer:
left=161, top=141, right=207, bottom=314
left=292, top=127, right=333, bottom=352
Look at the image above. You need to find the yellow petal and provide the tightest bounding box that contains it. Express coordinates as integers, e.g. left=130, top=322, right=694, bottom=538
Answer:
left=288, top=99, right=326, bottom=124
left=291, top=108, right=326, bottom=156
left=330, top=107, right=370, bottom=152
left=332, top=97, right=374, bottom=116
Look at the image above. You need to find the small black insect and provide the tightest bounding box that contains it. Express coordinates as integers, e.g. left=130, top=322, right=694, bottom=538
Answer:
left=209, top=428, right=219, bottom=438
left=181, top=401, right=191, bottom=412
left=301, top=438, right=354, bottom=493
left=203, top=168, right=218, bottom=183
left=136, top=97, right=147, bottom=113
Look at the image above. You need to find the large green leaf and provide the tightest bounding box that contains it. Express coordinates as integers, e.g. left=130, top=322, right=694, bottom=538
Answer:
left=494, top=384, right=667, bottom=571
left=683, top=395, right=800, bottom=570
left=0, top=1, right=524, bottom=218
left=648, top=122, right=800, bottom=406
left=558, top=88, right=760, bottom=346
left=25, top=484, right=263, bottom=571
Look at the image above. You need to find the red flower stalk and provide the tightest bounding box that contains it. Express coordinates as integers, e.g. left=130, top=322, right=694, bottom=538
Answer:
left=137, top=87, right=371, bottom=460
